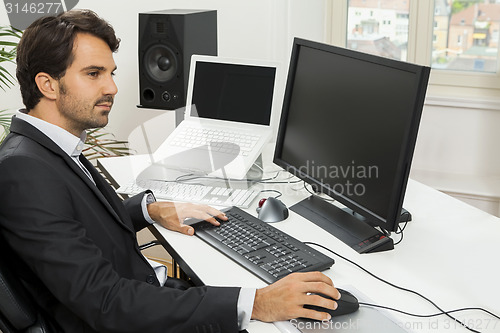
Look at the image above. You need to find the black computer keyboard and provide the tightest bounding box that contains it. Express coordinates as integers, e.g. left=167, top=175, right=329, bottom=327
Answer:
left=192, top=206, right=335, bottom=284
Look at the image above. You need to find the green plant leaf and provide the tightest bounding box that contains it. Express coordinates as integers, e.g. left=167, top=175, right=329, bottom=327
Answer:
left=83, top=129, right=133, bottom=160
left=0, top=25, right=19, bottom=91
left=0, top=77, right=15, bottom=90
left=0, top=41, right=18, bottom=47
left=0, top=69, right=15, bottom=90
left=0, top=109, right=13, bottom=144
left=0, top=49, right=16, bottom=57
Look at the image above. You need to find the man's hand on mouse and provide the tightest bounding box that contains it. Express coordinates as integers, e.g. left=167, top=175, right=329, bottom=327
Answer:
left=251, top=271, right=340, bottom=322
left=147, top=202, right=228, bottom=235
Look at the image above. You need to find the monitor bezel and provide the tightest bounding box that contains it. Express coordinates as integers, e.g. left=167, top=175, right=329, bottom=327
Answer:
left=273, top=37, right=430, bottom=233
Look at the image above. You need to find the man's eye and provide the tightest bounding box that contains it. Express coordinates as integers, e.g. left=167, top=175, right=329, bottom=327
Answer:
left=88, top=72, right=99, bottom=77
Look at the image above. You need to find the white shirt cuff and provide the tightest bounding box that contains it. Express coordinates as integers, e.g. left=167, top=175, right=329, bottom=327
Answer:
left=237, top=288, right=256, bottom=330
left=141, top=192, right=156, bottom=224
left=146, top=258, right=168, bottom=286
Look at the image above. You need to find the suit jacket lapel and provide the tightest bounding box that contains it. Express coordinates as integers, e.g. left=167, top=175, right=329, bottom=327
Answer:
left=9, top=117, right=134, bottom=233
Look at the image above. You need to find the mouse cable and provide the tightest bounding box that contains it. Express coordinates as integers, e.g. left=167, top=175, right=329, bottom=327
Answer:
left=358, top=302, right=499, bottom=321
left=259, top=178, right=303, bottom=185
left=258, top=189, right=283, bottom=199
left=303, top=242, right=499, bottom=333
left=173, top=170, right=303, bottom=185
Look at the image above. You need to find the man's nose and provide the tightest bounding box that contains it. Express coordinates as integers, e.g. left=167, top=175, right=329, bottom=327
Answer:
left=103, top=75, right=118, bottom=96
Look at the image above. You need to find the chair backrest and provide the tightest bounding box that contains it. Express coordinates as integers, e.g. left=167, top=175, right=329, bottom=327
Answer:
left=0, top=256, right=54, bottom=333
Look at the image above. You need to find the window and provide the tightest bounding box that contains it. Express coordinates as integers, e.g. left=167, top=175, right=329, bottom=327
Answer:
left=432, top=1, right=500, bottom=74
left=346, top=1, right=408, bottom=61
left=328, top=1, right=500, bottom=96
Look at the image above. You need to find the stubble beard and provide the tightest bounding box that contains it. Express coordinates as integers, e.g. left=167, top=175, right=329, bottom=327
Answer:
left=58, top=82, right=112, bottom=133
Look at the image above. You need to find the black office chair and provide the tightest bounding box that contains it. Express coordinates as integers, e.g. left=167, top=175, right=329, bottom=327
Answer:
left=0, top=255, right=56, bottom=333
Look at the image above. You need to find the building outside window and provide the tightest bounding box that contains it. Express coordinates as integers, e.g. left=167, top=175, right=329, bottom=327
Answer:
left=330, top=0, right=500, bottom=95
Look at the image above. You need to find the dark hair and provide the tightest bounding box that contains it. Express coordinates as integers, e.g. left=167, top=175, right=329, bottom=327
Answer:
left=16, top=9, right=120, bottom=111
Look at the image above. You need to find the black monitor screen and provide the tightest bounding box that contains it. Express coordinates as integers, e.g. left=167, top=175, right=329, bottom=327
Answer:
left=274, top=38, right=430, bottom=235
left=191, top=61, right=276, bottom=126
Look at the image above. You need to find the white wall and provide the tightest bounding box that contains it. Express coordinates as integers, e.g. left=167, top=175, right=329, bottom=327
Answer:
left=0, top=0, right=329, bottom=152
left=414, top=99, right=500, bottom=177
left=411, top=98, right=500, bottom=216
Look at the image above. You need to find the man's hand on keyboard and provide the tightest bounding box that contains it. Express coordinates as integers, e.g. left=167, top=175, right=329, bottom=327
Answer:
left=147, top=202, right=228, bottom=236
left=251, top=271, right=340, bottom=322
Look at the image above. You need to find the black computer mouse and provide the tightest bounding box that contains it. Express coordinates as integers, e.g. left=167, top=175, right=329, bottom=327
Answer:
left=304, top=288, right=359, bottom=317
left=256, top=197, right=289, bottom=223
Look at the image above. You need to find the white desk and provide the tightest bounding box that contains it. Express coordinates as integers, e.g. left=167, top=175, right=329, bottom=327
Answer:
left=99, top=153, right=500, bottom=333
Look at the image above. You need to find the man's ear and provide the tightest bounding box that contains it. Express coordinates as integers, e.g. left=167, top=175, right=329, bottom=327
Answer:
left=34, top=72, right=59, bottom=100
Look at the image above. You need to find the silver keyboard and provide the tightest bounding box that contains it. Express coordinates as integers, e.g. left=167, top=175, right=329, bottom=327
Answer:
left=117, top=179, right=259, bottom=208
left=170, top=127, right=260, bottom=157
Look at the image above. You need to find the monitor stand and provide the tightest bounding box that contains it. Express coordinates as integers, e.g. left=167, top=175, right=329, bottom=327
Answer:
left=290, top=195, right=398, bottom=253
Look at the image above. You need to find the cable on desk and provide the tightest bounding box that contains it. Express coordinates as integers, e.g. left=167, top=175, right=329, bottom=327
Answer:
left=359, top=302, right=500, bottom=320
left=393, top=211, right=411, bottom=246
left=302, top=182, right=336, bottom=202
left=304, top=242, right=500, bottom=333
left=173, top=169, right=303, bottom=185
left=257, top=189, right=283, bottom=199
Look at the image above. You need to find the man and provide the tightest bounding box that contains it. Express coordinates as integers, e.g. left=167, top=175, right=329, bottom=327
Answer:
left=0, top=9, right=340, bottom=332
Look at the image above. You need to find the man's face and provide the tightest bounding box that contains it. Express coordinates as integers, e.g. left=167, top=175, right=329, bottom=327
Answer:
left=56, top=33, right=118, bottom=136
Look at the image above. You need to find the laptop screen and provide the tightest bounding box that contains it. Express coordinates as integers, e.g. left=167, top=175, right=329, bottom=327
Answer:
left=190, top=61, right=276, bottom=126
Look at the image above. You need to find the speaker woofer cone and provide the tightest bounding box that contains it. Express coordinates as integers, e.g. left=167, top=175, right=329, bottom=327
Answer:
left=144, top=45, right=178, bottom=83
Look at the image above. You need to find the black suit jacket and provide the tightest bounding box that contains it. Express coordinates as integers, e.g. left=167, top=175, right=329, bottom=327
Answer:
left=0, top=117, right=240, bottom=333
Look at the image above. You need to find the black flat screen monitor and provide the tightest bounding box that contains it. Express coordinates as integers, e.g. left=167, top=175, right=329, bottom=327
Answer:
left=274, top=38, right=430, bottom=253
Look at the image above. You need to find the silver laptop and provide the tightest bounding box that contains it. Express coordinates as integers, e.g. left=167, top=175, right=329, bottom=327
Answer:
left=153, top=55, right=278, bottom=179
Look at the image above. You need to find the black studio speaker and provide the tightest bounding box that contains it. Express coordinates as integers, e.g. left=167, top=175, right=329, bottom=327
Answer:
left=138, top=9, right=217, bottom=110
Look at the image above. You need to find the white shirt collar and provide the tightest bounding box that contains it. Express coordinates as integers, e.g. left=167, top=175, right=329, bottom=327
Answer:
left=16, top=109, right=87, bottom=157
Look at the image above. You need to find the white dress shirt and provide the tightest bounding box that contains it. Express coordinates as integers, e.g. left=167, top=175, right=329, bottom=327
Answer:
left=15, top=110, right=255, bottom=329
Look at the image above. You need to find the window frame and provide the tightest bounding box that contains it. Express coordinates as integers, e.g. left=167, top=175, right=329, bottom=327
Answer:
left=328, top=0, right=500, bottom=98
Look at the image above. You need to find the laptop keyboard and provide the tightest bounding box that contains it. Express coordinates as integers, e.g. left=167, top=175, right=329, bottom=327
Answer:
left=193, top=206, right=335, bottom=284
left=117, top=179, right=259, bottom=208
left=170, top=126, right=260, bottom=157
